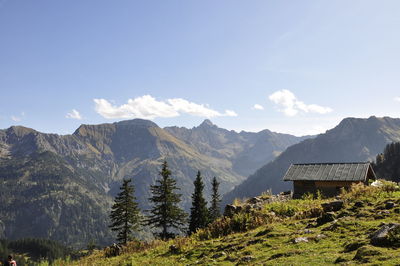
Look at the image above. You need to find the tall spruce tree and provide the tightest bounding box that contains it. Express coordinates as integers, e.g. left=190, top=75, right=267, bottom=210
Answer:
left=209, top=176, right=221, bottom=222
left=188, top=171, right=209, bottom=235
left=109, top=179, right=141, bottom=245
left=147, top=161, right=187, bottom=240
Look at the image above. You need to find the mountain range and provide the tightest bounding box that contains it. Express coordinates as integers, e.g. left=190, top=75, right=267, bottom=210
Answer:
left=0, top=119, right=306, bottom=247
left=223, top=116, right=400, bottom=205
left=3, top=116, right=400, bottom=248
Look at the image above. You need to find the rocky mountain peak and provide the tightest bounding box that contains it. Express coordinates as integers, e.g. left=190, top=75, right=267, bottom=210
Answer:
left=115, top=119, right=159, bottom=128
left=6, top=126, right=36, bottom=137
left=199, top=119, right=216, bottom=128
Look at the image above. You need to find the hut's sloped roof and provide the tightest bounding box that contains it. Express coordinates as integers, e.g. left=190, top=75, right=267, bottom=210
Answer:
left=283, top=163, right=375, bottom=182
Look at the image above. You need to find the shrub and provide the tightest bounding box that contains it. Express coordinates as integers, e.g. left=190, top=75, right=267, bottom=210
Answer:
left=173, top=237, right=197, bottom=253
left=294, top=206, right=323, bottom=219
left=340, top=180, right=400, bottom=203
left=266, top=202, right=298, bottom=217
left=260, top=189, right=272, bottom=199
left=123, top=240, right=162, bottom=254
left=301, top=192, right=314, bottom=201
left=340, top=183, right=378, bottom=201
left=380, top=180, right=400, bottom=193
left=233, top=198, right=245, bottom=206
left=195, top=212, right=274, bottom=240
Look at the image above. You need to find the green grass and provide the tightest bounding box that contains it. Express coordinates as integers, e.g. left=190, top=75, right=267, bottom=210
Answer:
left=67, top=182, right=400, bottom=265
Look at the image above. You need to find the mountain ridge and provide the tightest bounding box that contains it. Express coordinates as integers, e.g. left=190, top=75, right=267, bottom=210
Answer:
left=0, top=118, right=306, bottom=247
left=223, top=116, right=400, bottom=205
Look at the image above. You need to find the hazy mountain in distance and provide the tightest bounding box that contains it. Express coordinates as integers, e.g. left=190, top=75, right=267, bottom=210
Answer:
left=222, top=116, right=400, bottom=206
left=165, top=119, right=310, bottom=177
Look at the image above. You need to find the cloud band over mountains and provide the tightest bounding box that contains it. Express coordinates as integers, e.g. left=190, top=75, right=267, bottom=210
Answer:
left=269, top=89, right=333, bottom=116
left=94, top=95, right=237, bottom=120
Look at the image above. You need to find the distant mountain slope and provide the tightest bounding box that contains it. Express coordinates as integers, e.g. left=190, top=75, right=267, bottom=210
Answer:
left=0, top=151, right=113, bottom=246
left=223, top=116, right=400, bottom=205
left=165, top=119, right=309, bottom=177
left=0, top=119, right=305, bottom=247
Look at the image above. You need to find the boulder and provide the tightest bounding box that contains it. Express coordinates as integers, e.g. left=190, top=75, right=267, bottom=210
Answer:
left=321, top=200, right=344, bottom=212
left=334, top=256, right=347, bottom=263
left=353, top=246, right=382, bottom=263
left=385, top=201, right=396, bottom=209
left=302, top=229, right=314, bottom=234
left=322, top=220, right=340, bottom=231
left=104, top=243, right=122, bottom=257
left=239, top=255, right=254, bottom=262
left=343, top=241, right=366, bottom=252
left=313, top=234, right=327, bottom=241
left=370, top=223, right=400, bottom=247
left=225, top=255, right=237, bottom=262
left=292, top=237, right=309, bottom=243
left=354, top=201, right=364, bottom=207
left=377, top=210, right=390, bottom=215
left=244, top=204, right=254, bottom=212
left=211, top=252, right=226, bottom=259
left=316, top=212, right=336, bottom=226
left=374, top=210, right=390, bottom=220
left=224, top=204, right=238, bottom=217
left=247, top=239, right=264, bottom=245
left=169, top=244, right=180, bottom=254
left=247, top=196, right=263, bottom=204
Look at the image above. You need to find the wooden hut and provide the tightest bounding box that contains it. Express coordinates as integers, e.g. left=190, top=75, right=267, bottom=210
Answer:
left=283, top=162, right=376, bottom=198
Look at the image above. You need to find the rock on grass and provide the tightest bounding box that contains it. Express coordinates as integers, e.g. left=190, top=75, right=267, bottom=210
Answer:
left=370, top=223, right=400, bottom=247
left=353, top=246, right=382, bottom=263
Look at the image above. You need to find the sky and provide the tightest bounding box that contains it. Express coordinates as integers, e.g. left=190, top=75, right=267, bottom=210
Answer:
left=1, top=0, right=400, bottom=136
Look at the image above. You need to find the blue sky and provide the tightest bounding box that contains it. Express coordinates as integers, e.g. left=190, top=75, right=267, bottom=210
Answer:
left=1, top=0, right=400, bottom=136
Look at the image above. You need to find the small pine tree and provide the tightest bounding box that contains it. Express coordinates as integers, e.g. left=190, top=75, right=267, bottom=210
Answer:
left=189, top=171, right=209, bottom=235
left=147, top=161, right=187, bottom=240
left=209, top=176, right=221, bottom=222
left=109, top=179, right=141, bottom=245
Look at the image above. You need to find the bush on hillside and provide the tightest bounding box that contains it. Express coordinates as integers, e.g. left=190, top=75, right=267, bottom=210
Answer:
left=195, top=212, right=274, bottom=240
left=340, top=181, right=400, bottom=202
left=266, top=203, right=298, bottom=217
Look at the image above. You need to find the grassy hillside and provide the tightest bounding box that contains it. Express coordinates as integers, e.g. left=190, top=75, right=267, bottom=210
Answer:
left=66, top=181, right=400, bottom=265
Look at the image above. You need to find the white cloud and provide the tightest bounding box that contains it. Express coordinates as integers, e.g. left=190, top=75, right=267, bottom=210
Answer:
left=11, top=112, right=25, bottom=122
left=394, top=97, right=400, bottom=102
left=269, top=89, right=333, bottom=116
left=66, top=109, right=83, bottom=120
left=168, top=98, right=237, bottom=117
left=224, top=110, right=238, bottom=117
left=94, top=96, right=178, bottom=119
left=252, top=104, right=264, bottom=110
left=11, top=115, right=21, bottom=122
left=94, top=95, right=237, bottom=120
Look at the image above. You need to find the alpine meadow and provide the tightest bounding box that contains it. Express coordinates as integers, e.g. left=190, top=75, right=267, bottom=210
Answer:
left=1, top=1, right=400, bottom=265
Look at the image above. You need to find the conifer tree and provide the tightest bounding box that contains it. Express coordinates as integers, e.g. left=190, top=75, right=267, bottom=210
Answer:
left=209, top=176, right=221, bottom=222
left=188, top=171, right=209, bottom=234
left=147, top=161, right=187, bottom=240
left=109, top=179, right=141, bottom=245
